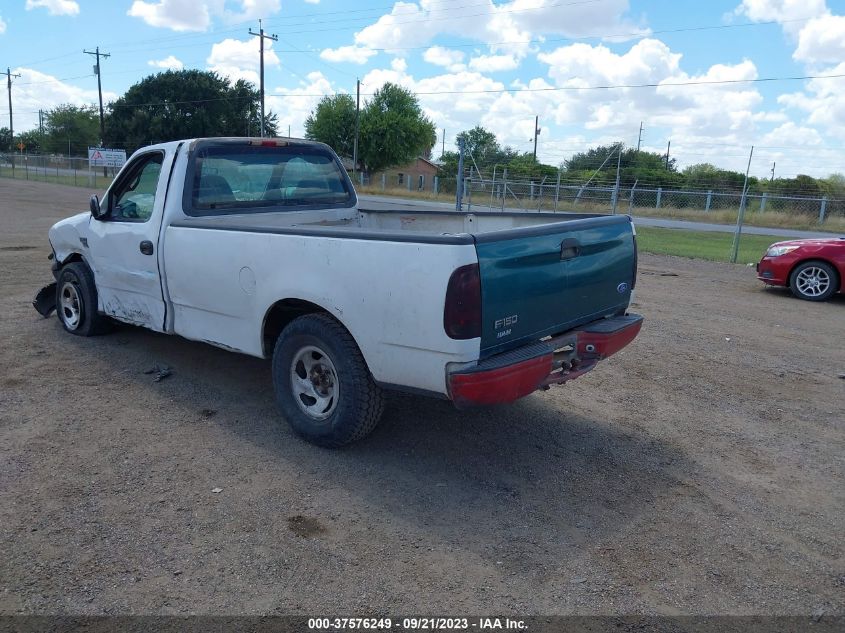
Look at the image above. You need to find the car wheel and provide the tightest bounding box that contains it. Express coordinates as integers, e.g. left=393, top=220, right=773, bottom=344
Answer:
left=55, top=262, right=112, bottom=336
left=271, top=313, right=385, bottom=447
left=789, top=260, right=838, bottom=302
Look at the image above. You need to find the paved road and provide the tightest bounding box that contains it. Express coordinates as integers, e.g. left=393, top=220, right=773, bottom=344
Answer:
left=359, top=194, right=843, bottom=239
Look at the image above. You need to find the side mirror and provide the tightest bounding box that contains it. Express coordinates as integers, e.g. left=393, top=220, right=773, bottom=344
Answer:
left=89, top=194, right=104, bottom=219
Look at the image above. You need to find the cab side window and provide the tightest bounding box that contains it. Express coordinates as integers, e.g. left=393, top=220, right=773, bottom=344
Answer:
left=108, top=153, right=164, bottom=222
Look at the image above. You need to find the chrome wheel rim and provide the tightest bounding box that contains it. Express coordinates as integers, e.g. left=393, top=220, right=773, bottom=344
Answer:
left=290, top=345, right=339, bottom=421
left=796, top=267, right=830, bottom=297
left=59, top=282, right=82, bottom=330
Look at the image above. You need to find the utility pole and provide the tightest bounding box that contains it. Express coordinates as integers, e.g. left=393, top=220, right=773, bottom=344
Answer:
left=3, top=67, right=20, bottom=153
left=532, top=115, right=541, bottom=161
left=83, top=47, right=110, bottom=145
left=249, top=20, right=278, bottom=137
left=39, top=109, right=44, bottom=134
left=730, top=146, right=754, bottom=264
left=353, top=78, right=360, bottom=178
left=637, top=121, right=643, bottom=152
left=665, top=139, right=671, bottom=170
left=770, top=161, right=776, bottom=182
left=441, top=128, right=445, bottom=159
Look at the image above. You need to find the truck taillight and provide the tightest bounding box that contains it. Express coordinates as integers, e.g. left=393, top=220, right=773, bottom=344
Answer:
left=444, top=263, right=481, bottom=339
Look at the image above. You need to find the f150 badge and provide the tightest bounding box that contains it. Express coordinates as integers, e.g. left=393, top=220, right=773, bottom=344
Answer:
left=494, top=314, right=518, bottom=338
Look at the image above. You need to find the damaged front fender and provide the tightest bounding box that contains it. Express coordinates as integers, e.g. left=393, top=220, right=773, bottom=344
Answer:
left=33, top=282, right=57, bottom=318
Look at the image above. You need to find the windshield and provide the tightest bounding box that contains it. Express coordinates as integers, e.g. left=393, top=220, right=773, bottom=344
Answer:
left=186, top=143, right=353, bottom=215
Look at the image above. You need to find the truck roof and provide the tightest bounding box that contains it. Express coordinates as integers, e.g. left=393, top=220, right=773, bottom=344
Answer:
left=134, top=137, right=330, bottom=156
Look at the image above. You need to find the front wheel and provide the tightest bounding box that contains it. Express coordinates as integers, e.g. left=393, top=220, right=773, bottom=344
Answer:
left=789, top=260, right=838, bottom=302
left=56, top=262, right=111, bottom=336
left=271, top=314, right=385, bottom=447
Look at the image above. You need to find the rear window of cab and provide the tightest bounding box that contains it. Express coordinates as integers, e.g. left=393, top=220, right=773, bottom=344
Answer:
left=183, top=142, right=355, bottom=216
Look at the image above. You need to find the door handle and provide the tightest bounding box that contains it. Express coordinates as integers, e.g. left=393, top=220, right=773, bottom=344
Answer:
left=560, top=238, right=581, bottom=260
left=139, top=240, right=154, bottom=256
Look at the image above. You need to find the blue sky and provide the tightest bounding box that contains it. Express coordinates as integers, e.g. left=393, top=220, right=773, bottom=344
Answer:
left=1, top=0, right=844, bottom=177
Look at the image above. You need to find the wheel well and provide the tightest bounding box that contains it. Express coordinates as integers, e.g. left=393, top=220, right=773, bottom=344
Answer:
left=262, top=299, right=330, bottom=357
left=60, top=252, right=84, bottom=266
left=788, top=258, right=840, bottom=289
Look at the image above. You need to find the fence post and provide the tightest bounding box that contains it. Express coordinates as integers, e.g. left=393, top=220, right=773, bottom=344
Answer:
left=407, top=175, right=412, bottom=192
left=554, top=169, right=561, bottom=212
left=705, top=190, right=712, bottom=212
left=656, top=187, right=662, bottom=209
left=456, top=138, right=465, bottom=212
left=819, top=197, right=828, bottom=224
left=760, top=192, right=767, bottom=213
left=381, top=173, right=386, bottom=191
left=359, top=172, right=364, bottom=187
left=501, top=168, right=507, bottom=212
left=433, top=176, right=439, bottom=195
left=627, top=179, right=638, bottom=214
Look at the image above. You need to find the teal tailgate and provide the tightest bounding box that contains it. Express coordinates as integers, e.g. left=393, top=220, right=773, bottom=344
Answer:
left=475, top=216, right=635, bottom=357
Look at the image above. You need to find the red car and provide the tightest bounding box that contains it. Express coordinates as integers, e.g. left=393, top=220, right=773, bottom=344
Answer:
left=757, top=237, right=845, bottom=301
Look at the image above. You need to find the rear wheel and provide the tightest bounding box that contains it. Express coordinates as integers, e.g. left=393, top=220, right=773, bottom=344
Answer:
left=56, top=262, right=111, bottom=336
left=271, top=313, right=385, bottom=447
left=789, top=260, right=838, bottom=302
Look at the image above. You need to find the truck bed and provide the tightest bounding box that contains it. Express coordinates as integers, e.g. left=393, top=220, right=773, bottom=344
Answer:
left=172, top=208, right=623, bottom=245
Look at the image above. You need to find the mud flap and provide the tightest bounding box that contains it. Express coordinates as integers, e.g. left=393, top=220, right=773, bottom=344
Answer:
left=33, top=282, right=57, bottom=318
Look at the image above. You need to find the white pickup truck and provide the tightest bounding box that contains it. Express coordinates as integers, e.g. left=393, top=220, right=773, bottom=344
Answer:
left=34, top=137, right=642, bottom=447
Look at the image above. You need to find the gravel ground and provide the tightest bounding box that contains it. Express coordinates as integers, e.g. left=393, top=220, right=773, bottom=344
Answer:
left=0, top=179, right=843, bottom=617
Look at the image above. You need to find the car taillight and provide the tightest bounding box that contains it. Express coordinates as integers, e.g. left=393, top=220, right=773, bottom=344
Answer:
left=444, top=263, right=481, bottom=339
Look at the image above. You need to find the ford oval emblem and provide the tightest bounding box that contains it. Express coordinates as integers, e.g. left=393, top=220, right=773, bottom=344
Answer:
left=617, top=282, right=629, bottom=294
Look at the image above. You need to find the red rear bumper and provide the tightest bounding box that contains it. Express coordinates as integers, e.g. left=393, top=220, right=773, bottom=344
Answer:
left=448, top=314, right=642, bottom=408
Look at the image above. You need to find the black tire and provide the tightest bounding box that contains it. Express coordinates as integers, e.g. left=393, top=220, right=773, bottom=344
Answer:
left=789, top=260, right=838, bottom=302
left=55, top=262, right=111, bottom=336
left=271, top=313, right=385, bottom=447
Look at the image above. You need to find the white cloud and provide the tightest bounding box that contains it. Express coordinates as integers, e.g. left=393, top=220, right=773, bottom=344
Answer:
left=207, top=37, right=279, bottom=84
left=128, top=0, right=212, bottom=32
left=319, top=45, right=377, bottom=64
left=354, top=0, right=646, bottom=58
left=778, top=61, right=845, bottom=140
left=423, top=47, right=465, bottom=72
left=25, top=0, right=80, bottom=16
left=266, top=72, right=337, bottom=138
left=227, top=0, right=281, bottom=21
left=468, top=54, right=519, bottom=72
left=391, top=58, right=407, bottom=72
left=760, top=121, right=823, bottom=146
left=734, top=0, right=828, bottom=34
left=304, top=0, right=320, bottom=4
left=0, top=16, right=6, bottom=34
left=147, top=55, right=184, bottom=70
left=128, top=0, right=282, bottom=32
left=10, top=67, right=117, bottom=133
left=794, top=14, right=845, bottom=63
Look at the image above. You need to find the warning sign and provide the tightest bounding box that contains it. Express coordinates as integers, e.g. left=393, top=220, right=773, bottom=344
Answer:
left=88, top=147, right=127, bottom=168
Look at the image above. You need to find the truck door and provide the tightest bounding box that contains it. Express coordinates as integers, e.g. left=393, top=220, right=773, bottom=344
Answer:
left=87, top=150, right=171, bottom=331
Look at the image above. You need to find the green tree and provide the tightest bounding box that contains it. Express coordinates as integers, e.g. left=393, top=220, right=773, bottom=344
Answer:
left=104, top=70, right=276, bottom=154
left=304, top=94, right=357, bottom=158
left=456, top=125, right=500, bottom=165
left=42, top=104, right=101, bottom=155
left=358, top=82, right=437, bottom=173
left=18, top=129, right=45, bottom=154
left=0, top=127, right=11, bottom=152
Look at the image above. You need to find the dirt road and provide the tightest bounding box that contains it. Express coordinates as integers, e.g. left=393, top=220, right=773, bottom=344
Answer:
left=1, top=179, right=842, bottom=616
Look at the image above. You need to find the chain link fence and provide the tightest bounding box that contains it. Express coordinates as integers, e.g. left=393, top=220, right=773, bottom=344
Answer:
left=0, top=154, right=120, bottom=189
left=459, top=173, right=843, bottom=225
left=3, top=152, right=842, bottom=226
